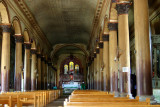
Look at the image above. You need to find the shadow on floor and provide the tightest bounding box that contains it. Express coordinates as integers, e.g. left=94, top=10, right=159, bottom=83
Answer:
left=47, top=95, right=69, bottom=107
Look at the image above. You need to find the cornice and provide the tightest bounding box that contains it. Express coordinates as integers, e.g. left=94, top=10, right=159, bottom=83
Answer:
left=88, top=0, right=111, bottom=51
left=6, top=0, right=52, bottom=53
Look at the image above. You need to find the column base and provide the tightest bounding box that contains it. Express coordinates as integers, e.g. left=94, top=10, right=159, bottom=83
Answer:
left=139, top=95, right=157, bottom=104
left=109, top=91, right=119, bottom=97
left=119, top=92, right=134, bottom=99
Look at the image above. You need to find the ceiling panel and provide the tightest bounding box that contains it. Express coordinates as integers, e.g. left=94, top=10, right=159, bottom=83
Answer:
left=24, top=0, right=98, bottom=46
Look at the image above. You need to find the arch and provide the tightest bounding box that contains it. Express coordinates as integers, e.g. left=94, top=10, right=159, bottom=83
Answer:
left=108, top=1, right=118, bottom=21
left=0, top=1, right=10, bottom=24
left=23, top=29, right=30, bottom=43
left=12, top=16, right=22, bottom=35
left=51, top=44, right=89, bottom=59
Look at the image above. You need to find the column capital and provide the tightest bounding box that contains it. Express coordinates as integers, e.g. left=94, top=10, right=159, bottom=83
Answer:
left=91, top=56, right=94, bottom=61
left=48, top=62, right=52, bottom=66
left=108, top=22, right=118, bottom=31
left=88, top=62, right=91, bottom=66
left=0, top=24, right=11, bottom=33
left=112, top=0, right=118, bottom=3
left=98, top=41, right=103, bottom=48
left=31, top=49, right=37, bottom=54
left=94, top=53, right=97, bottom=58
left=41, top=56, right=45, bottom=61
left=96, top=48, right=100, bottom=54
left=24, top=43, right=31, bottom=49
left=45, top=60, right=48, bottom=64
left=102, top=34, right=109, bottom=41
left=14, top=35, right=24, bottom=43
left=37, top=53, right=41, bottom=58
left=116, top=2, right=131, bottom=15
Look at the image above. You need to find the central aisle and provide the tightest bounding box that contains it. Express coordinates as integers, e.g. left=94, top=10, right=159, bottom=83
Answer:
left=47, top=95, right=69, bottom=107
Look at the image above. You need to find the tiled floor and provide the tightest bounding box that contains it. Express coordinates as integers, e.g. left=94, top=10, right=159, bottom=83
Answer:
left=47, top=95, right=69, bottom=107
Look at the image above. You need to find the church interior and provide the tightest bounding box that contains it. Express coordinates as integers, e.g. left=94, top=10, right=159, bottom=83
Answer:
left=0, top=0, right=160, bottom=106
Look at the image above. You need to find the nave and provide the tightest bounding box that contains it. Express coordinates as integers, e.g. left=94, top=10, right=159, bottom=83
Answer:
left=1, top=0, right=160, bottom=106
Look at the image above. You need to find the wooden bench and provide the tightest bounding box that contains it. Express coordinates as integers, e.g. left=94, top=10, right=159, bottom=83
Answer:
left=64, top=90, right=160, bottom=107
left=0, top=89, right=61, bottom=107
left=0, top=95, right=12, bottom=107
left=64, top=97, right=160, bottom=107
left=2, top=91, right=43, bottom=107
left=17, top=94, right=38, bottom=107
left=72, top=91, right=109, bottom=95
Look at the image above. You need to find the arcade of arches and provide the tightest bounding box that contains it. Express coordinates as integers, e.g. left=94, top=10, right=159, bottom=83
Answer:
left=0, top=0, right=160, bottom=104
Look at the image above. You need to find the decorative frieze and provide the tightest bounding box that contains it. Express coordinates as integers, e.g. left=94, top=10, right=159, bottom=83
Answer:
left=108, top=23, right=118, bottom=31
left=116, top=3, right=131, bottom=15
left=1, top=25, right=11, bottom=33
left=14, top=35, right=24, bottom=43
left=102, top=34, right=109, bottom=41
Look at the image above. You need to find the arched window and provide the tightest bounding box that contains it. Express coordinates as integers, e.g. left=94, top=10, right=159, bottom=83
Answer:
left=64, top=64, right=68, bottom=74
left=69, top=61, right=74, bottom=71
left=75, top=64, right=79, bottom=74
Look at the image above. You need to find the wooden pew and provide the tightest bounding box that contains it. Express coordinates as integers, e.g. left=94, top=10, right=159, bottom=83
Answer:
left=0, top=89, right=61, bottom=107
left=2, top=91, right=43, bottom=107
left=72, top=91, right=109, bottom=95
left=64, top=90, right=160, bottom=107
left=69, top=98, right=139, bottom=102
left=68, top=95, right=138, bottom=102
left=69, top=94, right=114, bottom=98
left=17, top=94, right=37, bottom=107
left=64, top=97, right=160, bottom=107
left=0, top=95, right=12, bottom=107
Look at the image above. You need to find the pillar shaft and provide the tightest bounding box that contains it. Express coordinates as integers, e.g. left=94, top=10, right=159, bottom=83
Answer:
left=48, top=64, right=52, bottom=89
left=14, top=35, right=23, bottom=91
left=45, top=62, right=48, bottom=89
left=41, top=57, right=45, bottom=90
left=1, top=25, right=11, bottom=92
left=103, top=34, right=109, bottom=91
left=134, top=0, right=152, bottom=96
left=99, top=42, right=103, bottom=90
left=94, top=53, right=97, bottom=89
left=24, top=43, right=31, bottom=91
left=116, top=2, right=131, bottom=96
left=88, top=64, right=90, bottom=89
left=31, top=49, right=37, bottom=91
left=153, top=47, right=158, bottom=78
left=91, top=58, right=94, bottom=89
left=96, top=48, right=100, bottom=90
left=46, top=63, right=49, bottom=89
left=90, top=62, right=92, bottom=89
left=37, top=54, right=41, bottom=90
left=108, top=22, right=118, bottom=95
